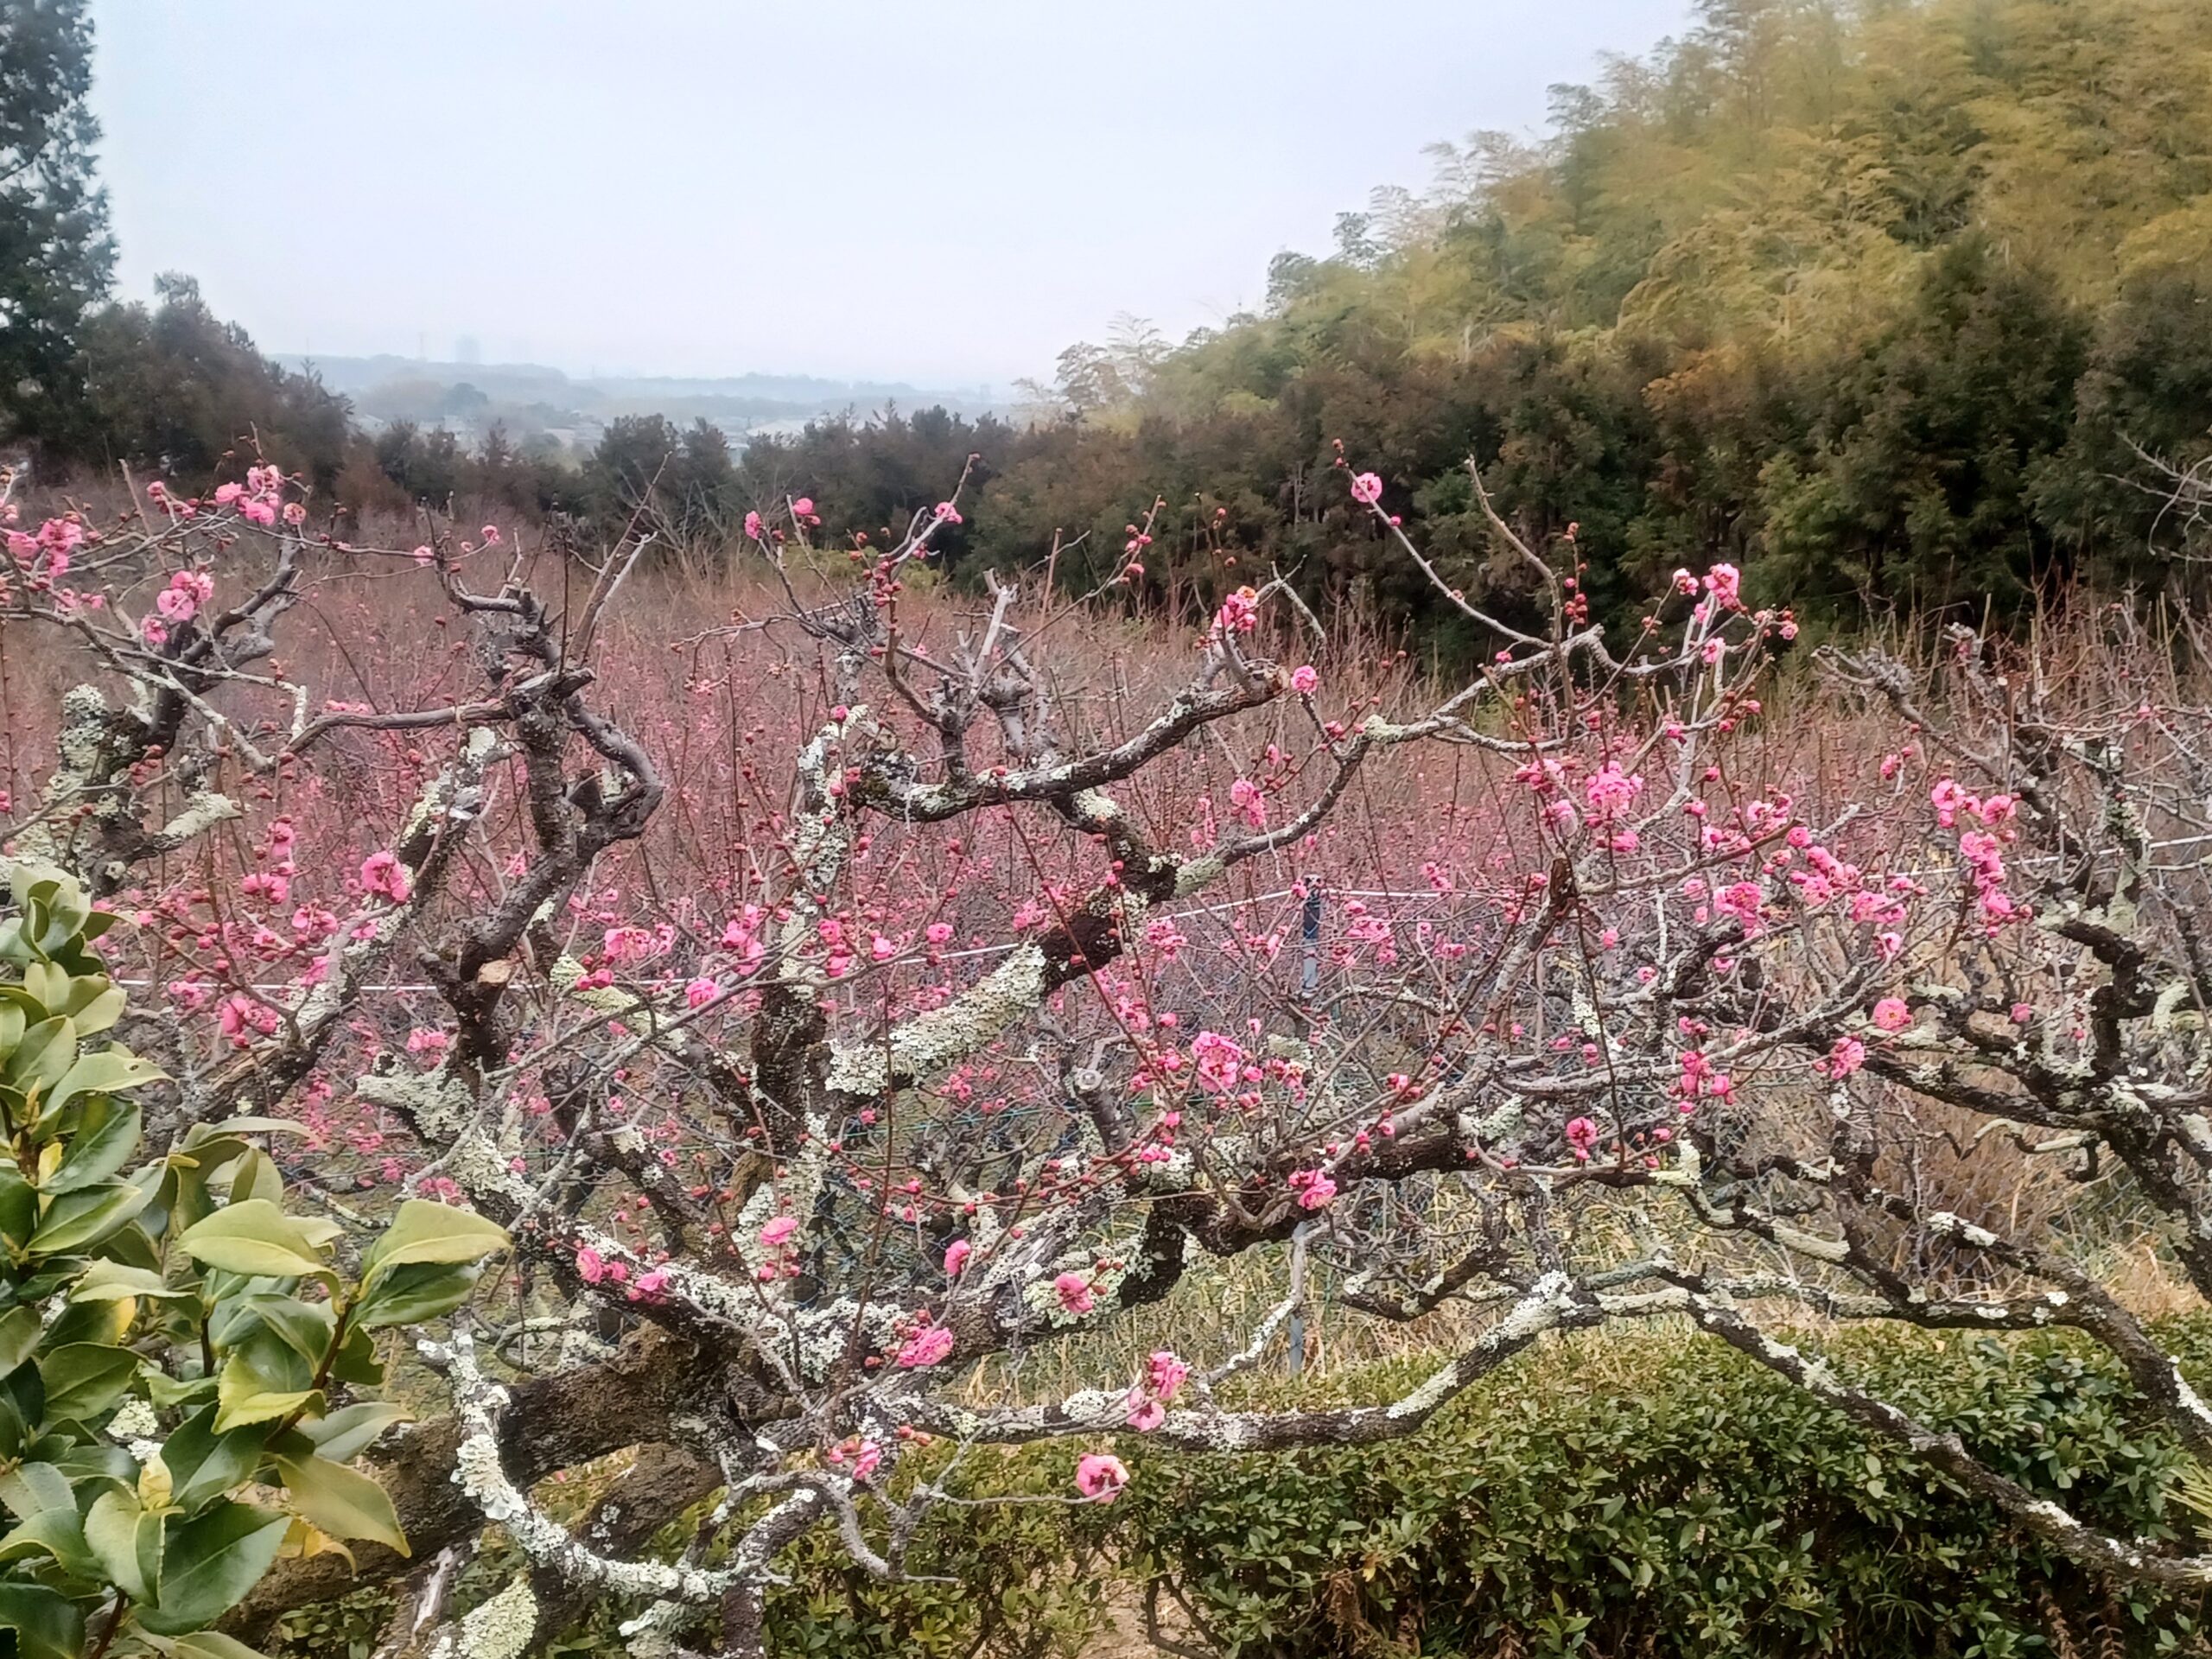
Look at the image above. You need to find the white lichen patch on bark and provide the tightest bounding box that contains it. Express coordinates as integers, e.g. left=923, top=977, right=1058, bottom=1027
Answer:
left=434, top=1333, right=755, bottom=1605
left=1925, top=1211, right=1999, bottom=1249
left=827, top=942, right=1048, bottom=1095
left=428, top=1575, right=537, bottom=1659
left=1384, top=1272, right=1573, bottom=1421
left=1770, top=1223, right=1852, bottom=1263
left=1173, top=854, right=1225, bottom=898
left=15, top=685, right=115, bottom=864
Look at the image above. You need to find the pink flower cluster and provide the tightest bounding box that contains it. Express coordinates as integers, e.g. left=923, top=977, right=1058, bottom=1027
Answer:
left=1287, top=1167, right=1337, bottom=1210
left=1190, top=1029, right=1249, bottom=1096
left=214, top=464, right=288, bottom=527
left=895, top=1320, right=956, bottom=1369
left=601, top=923, right=675, bottom=965
left=359, top=850, right=412, bottom=903
left=721, top=904, right=768, bottom=969
left=1124, top=1348, right=1190, bottom=1430
left=240, top=817, right=298, bottom=907
left=1213, top=584, right=1261, bottom=637
left=574, top=1244, right=668, bottom=1302
left=755, top=1214, right=800, bottom=1281
left=1673, top=1048, right=1732, bottom=1116
left=8, top=515, right=85, bottom=588
left=1227, top=777, right=1267, bottom=829
left=1932, top=779, right=2024, bottom=930
left=1822, top=1035, right=1868, bottom=1079
left=1584, top=761, right=1646, bottom=824
left=1075, top=1452, right=1128, bottom=1503
left=156, top=567, right=216, bottom=624
left=216, top=994, right=280, bottom=1047
left=827, top=1437, right=882, bottom=1482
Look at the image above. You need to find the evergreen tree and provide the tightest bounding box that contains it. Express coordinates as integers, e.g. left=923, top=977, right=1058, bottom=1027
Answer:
left=0, top=0, right=111, bottom=447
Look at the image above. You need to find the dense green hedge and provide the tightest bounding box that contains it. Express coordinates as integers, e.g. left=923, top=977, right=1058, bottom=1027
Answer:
left=1116, top=1327, right=2212, bottom=1659
left=281, top=1325, right=2212, bottom=1658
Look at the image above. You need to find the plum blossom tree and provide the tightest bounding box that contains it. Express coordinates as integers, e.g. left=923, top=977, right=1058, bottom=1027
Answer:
left=5, top=454, right=2212, bottom=1656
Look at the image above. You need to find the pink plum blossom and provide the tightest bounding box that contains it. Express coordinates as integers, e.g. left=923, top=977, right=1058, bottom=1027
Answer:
left=896, top=1325, right=956, bottom=1368
left=1075, top=1453, right=1128, bottom=1502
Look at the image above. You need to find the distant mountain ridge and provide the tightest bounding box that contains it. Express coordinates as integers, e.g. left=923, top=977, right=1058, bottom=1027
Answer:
left=273, top=354, right=1005, bottom=453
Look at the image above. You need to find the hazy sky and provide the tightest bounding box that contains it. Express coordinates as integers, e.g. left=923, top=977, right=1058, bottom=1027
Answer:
left=88, top=2, right=1693, bottom=391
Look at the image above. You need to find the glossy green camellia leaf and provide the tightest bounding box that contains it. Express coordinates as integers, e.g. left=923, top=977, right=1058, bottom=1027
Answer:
left=0, top=995, right=29, bottom=1055
left=0, top=1305, right=43, bottom=1375
left=176, top=1200, right=330, bottom=1281
left=0, top=1508, right=97, bottom=1577
left=168, top=1637, right=278, bottom=1659
left=170, top=1633, right=278, bottom=1659
left=221, top=1325, right=313, bottom=1394
left=360, top=1198, right=510, bottom=1281
left=86, top=1486, right=166, bottom=1603
left=136, top=1501, right=289, bottom=1636
left=59, top=977, right=126, bottom=1038
left=143, top=1370, right=217, bottom=1412
left=44, top=1094, right=143, bottom=1195
left=189, top=1117, right=309, bottom=1142
left=0, top=1462, right=74, bottom=1518
left=0, top=1397, right=25, bottom=1463
left=232, top=1295, right=334, bottom=1366
left=18, top=963, right=70, bottom=1015
left=225, top=1148, right=283, bottom=1210
left=51, top=1441, right=133, bottom=1489
left=46, top=1290, right=135, bottom=1351
left=92, top=1215, right=162, bottom=1274
left=162, top=1406, right=273, bottom=1514
left=7, top=1014, right=77, bottom=1097
left=37, top=1341, right=141, bottom=1421
left=270, top=1441, right=409, bottom=1554
left=27, top=1178, right=155, bottom=1255
left=0, top=1171, right=35, bottom=1250
left=326, top=1321, right=383, bottom=1388
left=299, top=1401, right=410, bottom=1463
left=0, top=1355, right=48, bottom=1434
left=353, top=1260, right=486, bottom=1331
left=47, top=1046, right=164, bottom=1118
left=213, top=1353, right=318, bottom=1435
left=71, top=1260, right=188, bottom=1302
left=0, top=1580, right=86, bottom=1659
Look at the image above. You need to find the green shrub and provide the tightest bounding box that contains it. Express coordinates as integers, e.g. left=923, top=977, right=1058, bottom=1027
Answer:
left=1118, top=1329, right=2212, bottom=1657
left=459, top=1323, right=2212, bottom=1656
left=706, top=1333, right=2212, bottom=1655
left=0, top=863, right=508, bottom=1659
